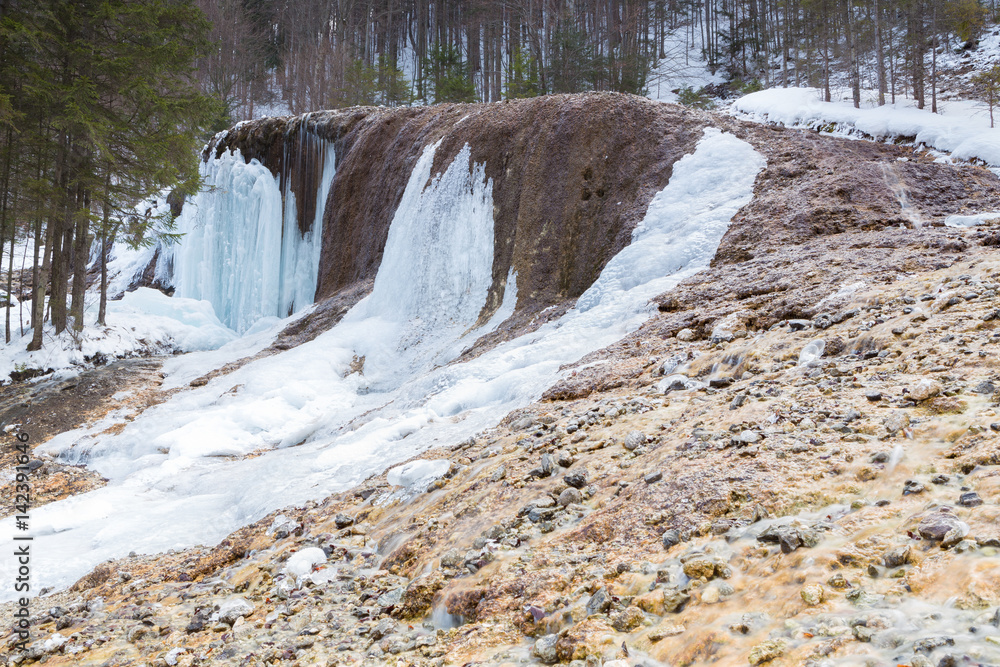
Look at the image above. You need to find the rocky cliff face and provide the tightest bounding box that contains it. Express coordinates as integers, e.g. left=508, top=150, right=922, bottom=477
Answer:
left=211, top=94, right=1000, bottom=350
left=214, top=95, right=710, bottom=340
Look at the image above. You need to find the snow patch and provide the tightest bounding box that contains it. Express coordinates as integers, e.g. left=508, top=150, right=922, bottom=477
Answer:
left=387, top=459, right=452, bottom=489
left=734, top=87, right=1000, bottom=167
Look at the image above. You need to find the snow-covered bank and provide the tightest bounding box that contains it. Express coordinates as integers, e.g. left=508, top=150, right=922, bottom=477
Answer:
left=0, top=129, right=764, bottom=599
left=0, top=289, right=236, bottom=385
left=733, top=87, right=1000, bottom=167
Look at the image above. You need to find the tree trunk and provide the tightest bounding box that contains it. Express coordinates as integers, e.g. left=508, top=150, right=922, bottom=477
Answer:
left=70, top=187, right=89, bottom=332
left=874, top=0, right=886, bottom=106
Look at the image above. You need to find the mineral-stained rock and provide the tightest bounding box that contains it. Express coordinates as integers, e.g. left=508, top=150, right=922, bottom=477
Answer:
left=391, top=571, right=445, bottom=619
left=748, top=638, right=787, bottom=665
left=610, top=606, right=645, bottom=632
left=533, top=634, right=559, bottom=664
left=585, top=587, right=611, bottom=616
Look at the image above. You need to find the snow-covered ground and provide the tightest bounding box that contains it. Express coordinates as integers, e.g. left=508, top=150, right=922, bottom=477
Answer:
left=732, top=86, right=1000, bottom=168
left=646, top=28, right=727, bottom=103
left=0, top=289, right=237, bottom=384
left=0, top=128, right=764, bottom=600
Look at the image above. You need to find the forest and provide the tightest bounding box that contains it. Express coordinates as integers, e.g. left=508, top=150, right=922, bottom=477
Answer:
left=204, top=0, right=1000, bottom=117
left=0, top=0, right=998, bottom=352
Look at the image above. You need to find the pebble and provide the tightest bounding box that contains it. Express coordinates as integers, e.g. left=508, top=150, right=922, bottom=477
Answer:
left=800, top=583, right=825, bottom=606
left=974, top=381, right=996, bottom=395
left=564, top=471, right=588, bottom=489
left=610, top=606, right=644, bottom=631
left=558, top=487, right=582, bottom=507
left=700, top=586, right=721, bottom=604
left=644, top=471, right=662, bottom=484
left=661, top=589, right=690, bottom=613
left=883, top=545, right=911, bottom=568
left=748, top=638, right=787, bottom=665
left=676, top=328, right=696, bottom=341
left=217, top=596, right=254, bottom=625
left=585, top=587, right=611, bottom=616
left=909, top=379, right=942, bottom=402
left=533, top=634, right=559, bottom=664
left=623, top=430, right=647, bottom=451
left=865, top=390, right=882, bottom=401
left=917, top=510, right=966, bottom=543
left=958, top=491, right=984, bottom=507
left=661, top=529, right=681, bottom=549
left=883, top=410, right=910, bottom=434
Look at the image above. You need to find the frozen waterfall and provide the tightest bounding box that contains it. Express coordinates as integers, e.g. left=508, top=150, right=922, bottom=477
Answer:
left=169, top=133, right=335, bottom=333
left=0, top=129, right=764, bottom=600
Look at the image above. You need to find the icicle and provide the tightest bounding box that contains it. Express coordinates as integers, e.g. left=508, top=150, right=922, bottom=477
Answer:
left=171, top=129, right=336, bottom=333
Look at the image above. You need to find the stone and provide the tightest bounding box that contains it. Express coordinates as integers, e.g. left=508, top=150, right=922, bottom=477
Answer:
left=585, top=587, right=611, bottom=616
left=738, top=430, right=761, bottom=444
left=661, top=529, right=681, bottom=549
left=883, top=545, right=911, bottom=568
left=700, top=586, right=721, bottom=604
left=930, top=474, right=950, bottom=485
left=564, top=471, right=588, bottom=489
left=334, top=513, right=354, bottom=529
left=676, top=328, right=696, bottom=341
left=533, top=634, right=559, bottom=664
left=917, top=510, right=966, bottom=542
left=661, top=589, right=690, bottom=613
left=644, top=471, right=663, bottom=484
left=376, top=587, right=404, bottom=608
left=787, top=319, right=811, bottom=331
left=558, top=487, right=582, bottom=507
left=623, top=430, right=647, bottom=451
left=610, top=606, right=644, bottom=632
left=217, top=596, right=254, bottom=625
left=974, top=381, right=996, bottom=395
left=865, top=390, right=883, bottom=401
left=370, top=618, right=397, bottom=641
left=913, top=636, right=955, bottom=654
left=959, top=491, right=984, bottom=507
left=647, top=622, right=685, bottom=641
left=903, top=479, right=926, bottom=495
left=682, top=558, right=716, bottom=580
left=757, top=524, right=811, bottom=553
left=440, top=549, right=463, bottom=568
left=800, top=583, right=825, bottom=606
left=748, top=638, right=787, bottom=665
left=883, top=411, right=910, bottom=435
left=910, top=379, right=942, bottom=402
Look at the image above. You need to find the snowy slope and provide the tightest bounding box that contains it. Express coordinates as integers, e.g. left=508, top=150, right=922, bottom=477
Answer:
left=0, top=129, right=764, bottom=599
left=733, top=87, right=1000, bottom=167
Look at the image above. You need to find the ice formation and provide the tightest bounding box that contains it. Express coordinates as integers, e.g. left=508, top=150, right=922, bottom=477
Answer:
left=0, top=129, right=764, bottom=599
left=168, top=133, right=335, bottom=333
